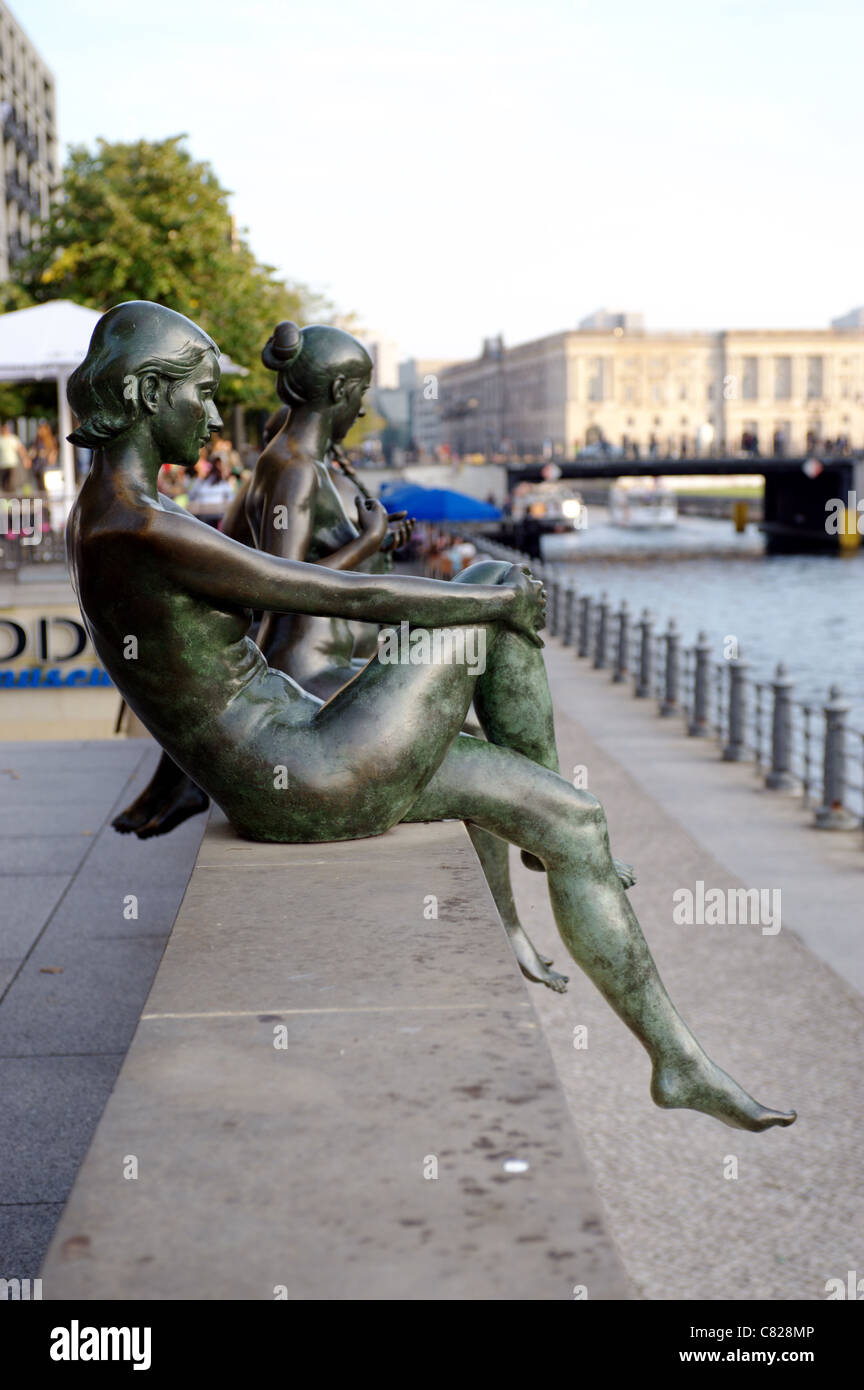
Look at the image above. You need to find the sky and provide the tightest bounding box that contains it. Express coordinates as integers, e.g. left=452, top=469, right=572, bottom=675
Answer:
left=16, top=0, right=864, bottom=361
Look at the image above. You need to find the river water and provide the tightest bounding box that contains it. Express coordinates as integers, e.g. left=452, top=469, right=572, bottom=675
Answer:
left=550, top=514, right=864, bottom=730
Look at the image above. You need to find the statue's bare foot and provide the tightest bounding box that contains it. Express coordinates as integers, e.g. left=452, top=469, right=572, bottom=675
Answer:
left=521, top=849, right=637, bottom=892
left=507, top=924, right=569, bottom=992
left=613, top=857, right=636, bottom=889
left=130, top=783, right=210, bottom=839
left=113, top=786, right=160, bottom=834
left=651, top=1050, right=796, bottom=1131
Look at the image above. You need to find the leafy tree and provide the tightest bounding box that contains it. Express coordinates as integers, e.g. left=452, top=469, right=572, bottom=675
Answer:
left=11, top=136, right=330, bottom=410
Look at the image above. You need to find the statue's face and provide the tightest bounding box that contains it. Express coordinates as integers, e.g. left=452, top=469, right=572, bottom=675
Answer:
left=150, top=353, right=223, bottom=466
left=331, top=371, right=371, bottom=444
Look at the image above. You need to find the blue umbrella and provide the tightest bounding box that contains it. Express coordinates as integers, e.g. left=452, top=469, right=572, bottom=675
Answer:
left=379, top=483, right=502, bottom=522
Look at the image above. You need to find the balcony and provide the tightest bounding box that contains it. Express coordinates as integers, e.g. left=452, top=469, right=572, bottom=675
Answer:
left=5, top=171, right=41, bottom=221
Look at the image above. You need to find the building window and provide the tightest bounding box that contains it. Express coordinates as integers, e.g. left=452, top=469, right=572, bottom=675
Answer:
left=806, top=356, right=823, bottom=399
left=706, top=382, right=714, bottom=400
left=679, top=383, right=688, bottom=400
left=650, top=383, right=663, bottom=404
left=774, top=356, right=792, bottom=400
left=587, top=356, right=605, bottom=403
left=741, top=356, right=759, bottom=400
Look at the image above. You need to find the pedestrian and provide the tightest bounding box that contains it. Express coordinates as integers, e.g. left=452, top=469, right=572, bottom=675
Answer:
left=30, top=422, right=58, bottom=490
left=0, top=420, right=29, bottom=493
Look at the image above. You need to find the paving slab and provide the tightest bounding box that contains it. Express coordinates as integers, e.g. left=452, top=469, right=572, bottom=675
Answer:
left=0, top=1204, right=64, bottom=1278
left=0, top=1054, right=125, bottom=1203
left=0, top=874, right=68, bottom=958
left=0, top=937, right=170, bottom=1057
left=0, top=739, right=207, bottom=1278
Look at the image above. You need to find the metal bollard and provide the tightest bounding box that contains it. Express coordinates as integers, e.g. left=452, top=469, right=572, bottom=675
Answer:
left=814, top=686, right=858, bottom=828
left=722, top=653, right=750, bottom=760
left=659, top=619, right=680, bottom=716
left=578, top=594, right=593, bottom=658
left=552, top=572, right=566, bottom=636
left=636, top=609, right=654, bottom=697
left=613, top=600, right=630, bottom=683
left=561, top=584, right=577, bottom=646
left=688, top=631, right=711, bottom=736
left=593, top=593, right=610, bottom=669
left=765, top=663, right=797, bottom=790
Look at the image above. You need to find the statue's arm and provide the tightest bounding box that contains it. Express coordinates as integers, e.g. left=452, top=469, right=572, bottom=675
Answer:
left=148, top=506, right=521, bottom=630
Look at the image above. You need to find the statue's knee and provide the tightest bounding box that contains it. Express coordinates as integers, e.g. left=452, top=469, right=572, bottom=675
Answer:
left=572, top=787, right=607, bottom=832
left=451, top=560, right=513, bottom=586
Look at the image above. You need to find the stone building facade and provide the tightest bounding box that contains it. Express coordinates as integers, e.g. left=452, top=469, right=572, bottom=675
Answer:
left=439, top=315, right=864, bottom=458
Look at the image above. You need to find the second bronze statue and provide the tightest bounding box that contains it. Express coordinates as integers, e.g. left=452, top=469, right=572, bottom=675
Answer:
left=71, top=300, right=796, bottom=1132
left=114, top=318, right=578, bottom=992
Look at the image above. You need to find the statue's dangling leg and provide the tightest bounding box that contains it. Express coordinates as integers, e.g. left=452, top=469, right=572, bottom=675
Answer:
left=466, top=823, right=568, bottom=991
left=450, top=562, right=637, bottom=989
left=403, top=735, right=795, bottom=1132
left=451, top=562, right=558, bottom=875
left=112, top=749, right=210, bottom=839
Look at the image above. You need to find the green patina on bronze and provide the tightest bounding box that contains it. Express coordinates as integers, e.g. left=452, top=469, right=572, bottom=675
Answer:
left=68, top=300, right=797, bottom=1132
left=115, top=319, right=569, bottom=990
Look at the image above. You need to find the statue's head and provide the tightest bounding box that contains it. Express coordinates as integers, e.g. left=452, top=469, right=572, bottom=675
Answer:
left=68, top=301, right=222, bottom=466
left=262, top=322, right=372, bottom=443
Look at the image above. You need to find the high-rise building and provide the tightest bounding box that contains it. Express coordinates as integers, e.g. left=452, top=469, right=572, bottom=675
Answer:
left=359, top=334, right=400, bottom=390
left=398, top=358, right=456, bottom=456
left=0, top=1, right=57, bottom=280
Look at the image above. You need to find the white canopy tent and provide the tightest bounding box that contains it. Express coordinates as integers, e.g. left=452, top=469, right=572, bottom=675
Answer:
left=0, top=299, right=246, bottom=513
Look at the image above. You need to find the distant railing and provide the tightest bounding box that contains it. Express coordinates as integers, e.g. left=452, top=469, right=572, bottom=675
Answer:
left=426, top=530, right=864, bottom=832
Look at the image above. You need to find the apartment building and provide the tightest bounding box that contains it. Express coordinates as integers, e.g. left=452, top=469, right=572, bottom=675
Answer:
left=0, top=1, right=58, bottom=280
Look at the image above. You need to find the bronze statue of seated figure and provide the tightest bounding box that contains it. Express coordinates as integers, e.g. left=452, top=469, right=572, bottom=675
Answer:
left=67, top=301, right=796, bottom=1133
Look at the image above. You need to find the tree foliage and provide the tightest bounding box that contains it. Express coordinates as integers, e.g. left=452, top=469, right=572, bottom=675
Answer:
left=10, top=136, right=330, bottom=409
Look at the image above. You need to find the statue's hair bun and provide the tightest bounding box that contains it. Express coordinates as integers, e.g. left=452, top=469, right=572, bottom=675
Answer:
left=261, top=321, right=302, bottom=372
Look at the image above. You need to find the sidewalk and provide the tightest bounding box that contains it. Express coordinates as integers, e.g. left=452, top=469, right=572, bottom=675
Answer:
left=0, top=741, right=205, bottom=1274
left=509, top=638, right=864, bottom=1300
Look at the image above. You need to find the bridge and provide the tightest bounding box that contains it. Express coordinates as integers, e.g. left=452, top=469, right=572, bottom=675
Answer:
left=504, top=455, right=864, bottom=553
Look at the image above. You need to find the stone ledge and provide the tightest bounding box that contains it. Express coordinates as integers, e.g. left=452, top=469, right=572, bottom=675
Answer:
left=41, top=812, right=630, bottom=1300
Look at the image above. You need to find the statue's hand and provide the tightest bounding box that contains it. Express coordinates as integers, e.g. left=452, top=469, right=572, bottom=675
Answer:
left=381, top=512, right=415, bottom=553
left=355, top=496, right=390, bottom=546
left=503, top=564, right=546, bottom=647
